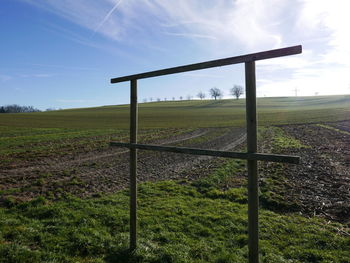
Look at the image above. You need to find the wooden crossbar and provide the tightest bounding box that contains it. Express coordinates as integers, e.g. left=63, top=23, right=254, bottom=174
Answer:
left=111, top=45, right=301, bottom=83
left=110, top=142, right=300, bottom=164
left=109, top=45, right=302, bottom=263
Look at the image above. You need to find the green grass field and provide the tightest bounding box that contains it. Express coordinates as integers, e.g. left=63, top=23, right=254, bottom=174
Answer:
left=0, top=95, right=349, bottom=129
left=1, top=161, right=349, bottom=262
left=0, top=95, right=350, bottom=262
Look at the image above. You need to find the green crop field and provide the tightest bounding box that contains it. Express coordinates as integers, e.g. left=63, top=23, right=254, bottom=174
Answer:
left=0, top=95, right=349, bottom=129
left=0, top=95, right=349, bottom=262
left=1, top=95, right=349, bottom=169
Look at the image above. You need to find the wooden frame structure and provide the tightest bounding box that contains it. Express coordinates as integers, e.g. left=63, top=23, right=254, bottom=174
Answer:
left=110, top=45, right=302, bottom=263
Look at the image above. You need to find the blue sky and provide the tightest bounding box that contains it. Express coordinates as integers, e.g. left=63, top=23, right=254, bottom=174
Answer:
left=1, top=0, right=349, bottom=109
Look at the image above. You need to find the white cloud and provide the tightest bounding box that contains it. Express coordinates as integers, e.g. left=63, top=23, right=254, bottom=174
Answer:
left=297, top=0, right=350, bottom=63
left=258, top=55, right=312, bottom=70
left=144, top=0, right=285, bottom=50
left=20, top=0, right=350, bottom=96
left=252, top=0, right=350, bottom=97
left=20, top=0, right=350, bottom=58
left=21, top=0, right=285, bottom=50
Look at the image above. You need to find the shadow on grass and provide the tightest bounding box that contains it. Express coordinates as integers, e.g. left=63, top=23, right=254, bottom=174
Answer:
left=105, top=248, right=142, bottom=263
left=105, top=248, right=174, bottom=263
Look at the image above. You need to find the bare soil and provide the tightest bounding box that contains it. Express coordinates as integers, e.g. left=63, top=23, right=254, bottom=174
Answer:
left=329, top=119, right=350, bottom=134
left=0, top=127, right=245, bottom=201
left=1, top=121, right=349, bottom=225
left=261, top=121, right=350, bottom=224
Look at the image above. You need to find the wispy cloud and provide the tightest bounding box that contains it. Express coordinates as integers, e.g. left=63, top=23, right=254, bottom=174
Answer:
left=41, top=21, right=143, bottom=61
left=164, top=32, right=217, bottom=40
left=28, top=63, right=99, bottom=71
left=21, top=0, right=284, bottom=49
left=0, top=75, right=12, bottom=81
left=20, top=74, right=53, bottom=78
left=20, top=0, right=348, bottom=57
left=22, top=0, right=127, bottom=41
left=91, top=0, right=124, bottom=38
left=20, top=0, right=350, bottom=96
left=298, top=0, right=350, bottom=66
left=260, top=0, right=350, bottom=95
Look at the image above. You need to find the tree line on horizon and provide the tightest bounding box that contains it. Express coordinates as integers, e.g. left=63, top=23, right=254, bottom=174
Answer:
left=143, top=85, right=244, bottom=103
left=0, top=104, right=41, bottom=113
left=0, top=104, right=64, bottom=113
left=1, top=86, right=245, bottom=112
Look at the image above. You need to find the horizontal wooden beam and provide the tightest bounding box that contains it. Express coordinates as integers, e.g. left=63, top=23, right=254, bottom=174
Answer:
left=110, top=45, right=302, bottom=83
left=110, top=142, right=300, bottom=164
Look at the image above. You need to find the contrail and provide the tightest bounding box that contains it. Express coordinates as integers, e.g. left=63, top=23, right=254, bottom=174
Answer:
left=91, top=0, right=123, bottom=38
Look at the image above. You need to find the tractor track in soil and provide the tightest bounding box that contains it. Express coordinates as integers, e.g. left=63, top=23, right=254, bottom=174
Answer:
left=260, top=120, right=350, bottom=224
left=2, top=120, right=348, bottom=226
left=0, top=127, right=246, bottom=201
left=1, top=128, right=210, bottom=176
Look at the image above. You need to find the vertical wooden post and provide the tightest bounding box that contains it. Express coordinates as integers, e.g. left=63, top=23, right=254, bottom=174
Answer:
left=245, top=61, right=259, bottom=263
left=130, top=79, right=138, bottom=251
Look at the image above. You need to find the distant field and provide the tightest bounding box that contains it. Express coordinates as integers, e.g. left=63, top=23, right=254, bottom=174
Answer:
left=0, top=95, right=349, bottom=129
left=1, top=95, right=349, bottom=169
left=1, top=95, right=349, bottom=262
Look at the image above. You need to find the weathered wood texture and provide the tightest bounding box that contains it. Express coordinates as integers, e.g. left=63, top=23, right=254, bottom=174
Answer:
left=110, top=45, right=302, bottom=262
left=129, top=79, right=137, bottom=251
left=109, top=142, right=300, bottom=164
left=245, top=61, right=259, bottom=263
left=111, top=45, right=302, bottom=83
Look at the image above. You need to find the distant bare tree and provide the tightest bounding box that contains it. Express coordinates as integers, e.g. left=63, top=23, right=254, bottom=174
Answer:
left=164, top=98, right=167, bottom=101
left=157, top=98, right=161, bottom=102
left=172, top=97, right=175, bottom=101
left=179, top=96, right=183, bottom=100
left=209, top=87, right=222, bottom=100
left=0, top=104, right=41, bottom=113
left=143, top=98, right=148, bottom=103
left=150, top=97, right=153, bottom=102
left=230, top=85, right=244, bottom=99
left=187, top=95, right=193, bottom=100
left=197, top=91, right=206, bottom=100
